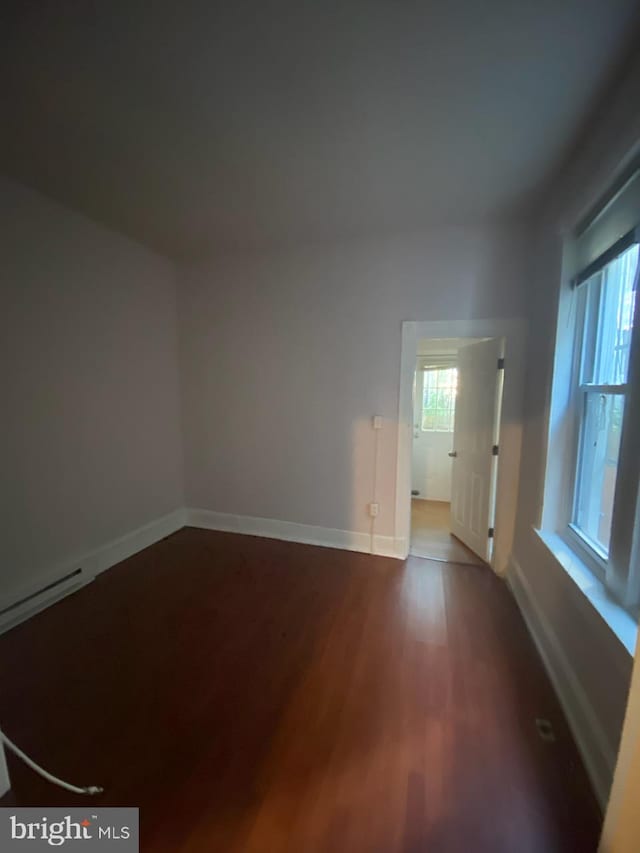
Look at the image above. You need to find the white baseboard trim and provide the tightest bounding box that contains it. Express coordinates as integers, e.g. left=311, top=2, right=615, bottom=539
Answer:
left=507, top=557, right=615, bottom=810
left=78, top=507, right=188, bottom=578
left=0, top=508, right=187, bottom=636
left=186, top=508, right=406, bottom=559
left=1, top=505, right=404, bottom=638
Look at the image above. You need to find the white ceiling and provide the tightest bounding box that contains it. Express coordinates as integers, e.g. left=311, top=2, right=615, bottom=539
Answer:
left=2, top=1, right=639, bottom=259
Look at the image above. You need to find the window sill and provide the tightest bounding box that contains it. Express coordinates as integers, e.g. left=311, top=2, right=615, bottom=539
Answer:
left=534, top=527, right=638, bottom=656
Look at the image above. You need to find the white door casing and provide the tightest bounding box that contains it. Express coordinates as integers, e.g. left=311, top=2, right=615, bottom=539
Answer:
left=450, top=338, right=505, bottom=562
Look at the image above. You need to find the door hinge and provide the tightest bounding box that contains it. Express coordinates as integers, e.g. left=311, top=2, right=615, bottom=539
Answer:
left=492, top=445, right=499, bottom=456
left=488, top=527, right=495, bottom=538
left=497, top=357, right=505, bottom=370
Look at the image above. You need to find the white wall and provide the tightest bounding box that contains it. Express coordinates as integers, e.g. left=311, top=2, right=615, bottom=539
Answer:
left=178, top=226, right=527, bottom=543
left=0, top=178, right=184, bottom=607
left=510, top=54, right=640, bottom=807
left=601, top=633, right=640, bottom=852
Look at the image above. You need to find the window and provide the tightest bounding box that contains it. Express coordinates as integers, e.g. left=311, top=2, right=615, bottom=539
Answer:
left=421, top=367, right=457, bottom=432
left=542, top=167, right=640, bottom=621
left=572, top=244, right=639, bottom=561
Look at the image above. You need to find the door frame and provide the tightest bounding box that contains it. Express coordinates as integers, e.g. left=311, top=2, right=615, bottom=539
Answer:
left=395, top=318, right=527, bottom=574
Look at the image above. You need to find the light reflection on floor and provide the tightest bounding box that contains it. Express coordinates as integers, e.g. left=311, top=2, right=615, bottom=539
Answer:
left=410, top=499, right=484, bottom=565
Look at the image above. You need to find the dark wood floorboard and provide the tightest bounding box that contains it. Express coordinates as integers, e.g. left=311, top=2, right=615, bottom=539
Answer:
left=0, top=528, right=601, bottom=851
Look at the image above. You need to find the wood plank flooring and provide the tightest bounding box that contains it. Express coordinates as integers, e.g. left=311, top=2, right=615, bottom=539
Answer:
left=0, top=528, right=601, bottom=851
left=411, top=499, right=484, bottom=565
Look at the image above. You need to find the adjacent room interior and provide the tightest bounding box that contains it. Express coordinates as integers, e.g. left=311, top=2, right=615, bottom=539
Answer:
left=2, top=2, right=640, bottom=851
left=410, top=336, right=496, bottom=567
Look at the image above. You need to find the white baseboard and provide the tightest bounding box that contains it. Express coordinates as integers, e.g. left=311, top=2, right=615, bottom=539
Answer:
left=507, top=557, right=615, bottom=809
left=77, top=507, right=188, bottom=578
left=186, top=508, right=406, bottom=559
left=0, top=508, right=187, bottom=636
left=1, top=505, right=404, bottom=638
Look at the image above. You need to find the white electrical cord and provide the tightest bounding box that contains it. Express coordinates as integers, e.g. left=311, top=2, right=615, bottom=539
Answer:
left=0, top=728, right=103, bottom=796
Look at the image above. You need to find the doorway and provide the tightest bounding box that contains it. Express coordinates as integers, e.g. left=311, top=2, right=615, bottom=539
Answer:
left=409, top=336, right=504, bottom=565
left=394, top=319, right=526, bottom=574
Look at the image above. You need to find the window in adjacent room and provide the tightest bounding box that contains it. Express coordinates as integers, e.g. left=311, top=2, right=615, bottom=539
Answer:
left=421, top=367, right=458, bottom=432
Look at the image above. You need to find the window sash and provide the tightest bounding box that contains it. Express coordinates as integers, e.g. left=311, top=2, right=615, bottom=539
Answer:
left=572, top=389, right=625, bottom=562
left=578, top=383, right=628, bottom=394
left=565, top=240, right=640, bottom=608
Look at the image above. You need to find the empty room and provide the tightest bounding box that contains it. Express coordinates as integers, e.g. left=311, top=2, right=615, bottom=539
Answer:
left=2, top=2, right=640, bottom=851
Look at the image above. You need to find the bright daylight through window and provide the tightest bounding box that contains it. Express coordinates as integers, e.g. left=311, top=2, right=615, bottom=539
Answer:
left=421, top=367, right=458, bottom=432
left=572, top=244, right=639, bottom=559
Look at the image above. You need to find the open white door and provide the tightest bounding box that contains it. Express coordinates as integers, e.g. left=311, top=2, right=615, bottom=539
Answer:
left=450, top=338, right=504, bottom=562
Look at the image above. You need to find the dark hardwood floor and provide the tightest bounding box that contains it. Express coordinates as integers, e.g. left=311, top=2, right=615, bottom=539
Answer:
left=0, top=528, right=601, bottom=851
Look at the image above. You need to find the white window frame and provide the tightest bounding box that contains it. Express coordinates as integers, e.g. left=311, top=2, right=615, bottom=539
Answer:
left=419, top=365, right=458, bottom=433
left=563, top=261, right=635, bottom=584
left=555, top=227, right=640, bottom=614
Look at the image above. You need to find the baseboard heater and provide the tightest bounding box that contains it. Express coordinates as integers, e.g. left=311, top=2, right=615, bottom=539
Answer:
left=0, top=568, right=88, bottom=635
